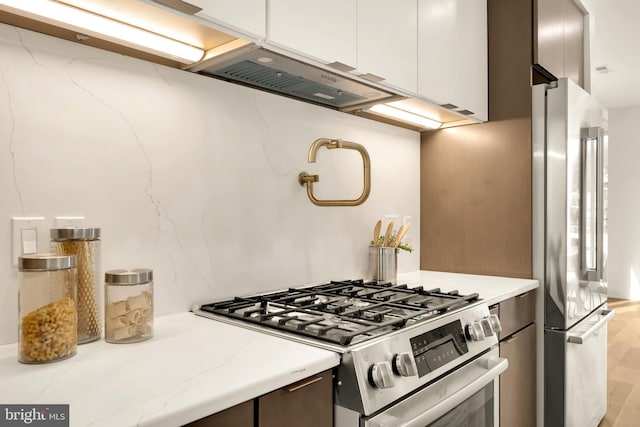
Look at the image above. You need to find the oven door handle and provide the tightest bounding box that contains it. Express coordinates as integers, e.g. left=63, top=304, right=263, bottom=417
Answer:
left=369, top=356, right=508, bottom=427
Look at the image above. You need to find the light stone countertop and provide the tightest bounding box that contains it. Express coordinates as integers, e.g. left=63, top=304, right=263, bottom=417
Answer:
left=0, top=271, right=538, bottom=427
left=0, top=312, right=340, bottom=427
left=398, top=270, right=539, bottom=306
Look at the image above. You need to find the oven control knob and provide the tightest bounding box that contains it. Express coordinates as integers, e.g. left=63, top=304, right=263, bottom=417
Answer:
left=369, top=361, right=396, bottom=389
left=489, top=314, right=502, bottom=333
left=480, top=318, right=495, bottom=337
left=392, top=352, right=418, bottom=377
left=465, top=322, right=485, bottom=341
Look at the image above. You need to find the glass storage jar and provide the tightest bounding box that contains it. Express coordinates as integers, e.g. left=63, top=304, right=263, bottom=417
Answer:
left=51, top=227, right=101, bottom=344
left=105, top=268, right=153, bottom=344
left=18, top=254, right=78, bottom=364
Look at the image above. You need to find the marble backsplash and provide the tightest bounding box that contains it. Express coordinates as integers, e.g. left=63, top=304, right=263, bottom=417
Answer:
left=0, top=23, right=420, bottom=344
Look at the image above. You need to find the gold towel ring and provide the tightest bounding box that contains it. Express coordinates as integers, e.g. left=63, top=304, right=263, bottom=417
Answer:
left=298, top=138, right=371, bottom=207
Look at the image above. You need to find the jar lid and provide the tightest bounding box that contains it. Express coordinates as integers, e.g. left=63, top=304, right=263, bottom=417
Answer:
left=105, top=268, right=153, bottom=285
left=50, top=227, right=101, bottom=241
left=19, top=253, right=77, bottom=271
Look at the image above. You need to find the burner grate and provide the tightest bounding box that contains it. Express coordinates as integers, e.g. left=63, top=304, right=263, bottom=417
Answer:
left=199, top=279, right=479, bottom=346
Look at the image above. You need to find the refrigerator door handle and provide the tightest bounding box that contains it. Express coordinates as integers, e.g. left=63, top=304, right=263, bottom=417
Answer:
left=580, top=126, right=605, bottom=281
left=567, top=309, right=615, bottom=344
left=596, top=126, right=605, bottom=282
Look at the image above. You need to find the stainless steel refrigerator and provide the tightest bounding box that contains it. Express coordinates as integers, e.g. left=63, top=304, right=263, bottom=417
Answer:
left=532, top=77, right=615, bottom=427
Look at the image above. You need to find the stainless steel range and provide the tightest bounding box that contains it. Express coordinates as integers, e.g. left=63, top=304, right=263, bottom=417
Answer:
left=194, top=279, right=508, bottom=426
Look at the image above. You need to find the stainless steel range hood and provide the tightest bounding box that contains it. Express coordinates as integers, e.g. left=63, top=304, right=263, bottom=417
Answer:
left=187, top=43, right=399, bottom=110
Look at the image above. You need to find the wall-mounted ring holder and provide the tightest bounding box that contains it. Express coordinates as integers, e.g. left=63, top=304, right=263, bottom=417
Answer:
left=298, top=138, right=371, bottom=207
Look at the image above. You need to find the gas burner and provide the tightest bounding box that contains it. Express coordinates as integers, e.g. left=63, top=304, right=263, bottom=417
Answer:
left=198, top=279, right=480, bottom=346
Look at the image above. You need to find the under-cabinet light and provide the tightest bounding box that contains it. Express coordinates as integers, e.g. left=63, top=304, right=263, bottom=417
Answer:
left=0, top=0, right=204, bottom=64
left=367, top=104, right=442, bottom=130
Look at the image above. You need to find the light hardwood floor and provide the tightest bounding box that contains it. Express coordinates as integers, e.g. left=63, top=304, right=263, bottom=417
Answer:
left=600, top=299, right=640, bottom=427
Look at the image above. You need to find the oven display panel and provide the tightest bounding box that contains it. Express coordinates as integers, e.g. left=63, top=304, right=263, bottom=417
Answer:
left=409, top=320, right=469, bottom=377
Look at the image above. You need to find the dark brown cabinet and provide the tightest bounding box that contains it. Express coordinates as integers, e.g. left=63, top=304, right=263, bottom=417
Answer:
left=186, top=370, right=333, bottom=427
left=500, top=322, right=536, bottom=427
left=534, top=0, right=586, bottom=87
left=258, top=371, right=333, bottom=427
left=497, top=290, right=536, bottom=339
left=187, top=400, right=253, bottom=427
left=491, top=290, right=537, bottom=427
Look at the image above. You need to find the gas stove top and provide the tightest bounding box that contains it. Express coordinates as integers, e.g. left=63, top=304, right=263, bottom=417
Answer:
left=197, top=279, right=480, bottom=347
left=193, top=279, right=500, bottom=416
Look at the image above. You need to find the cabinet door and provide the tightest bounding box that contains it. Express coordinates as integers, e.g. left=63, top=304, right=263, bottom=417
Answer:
left=498, top=290, right=536, bottom=339
left=258, top=370, right=333, bottom=427
left=356, top=0, right=418, bottom=92
left=534, top=0, right=564, bottom=79
left=456, top=0, right=487, bottom=120
left=186, top=400, right=253, bottom=427
left=418, top=0, right=457, bottom=106
left=267, top=0, right=357, bottom=68
left=418, top=0, right=488, bottom=121
left=562, top=0, right=585, bottom=87
left=534, top=0, right=585, bottom=87
left=499, top=323, right=536, bottom=427
left=187, top=0, right=266, bottom=39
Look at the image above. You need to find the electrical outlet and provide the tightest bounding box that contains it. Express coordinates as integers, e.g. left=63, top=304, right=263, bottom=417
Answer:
left=385, top=214, right=399, bottom=234
left=11, top=217, right=46, bottom=267
left=54, top=216, right=85, bottom=228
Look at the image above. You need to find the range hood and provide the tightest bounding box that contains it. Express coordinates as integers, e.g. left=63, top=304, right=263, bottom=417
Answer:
left=187, top=43, right=399, bottom=110
left=0, top=0, right=480, bottom=130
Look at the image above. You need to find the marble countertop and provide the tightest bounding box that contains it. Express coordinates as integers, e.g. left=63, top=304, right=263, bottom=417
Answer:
left=398, top=270, right=539, bottom=306
left=0, top=312, right=340, bottom=427
left=0, top=270, right=537, bottom=426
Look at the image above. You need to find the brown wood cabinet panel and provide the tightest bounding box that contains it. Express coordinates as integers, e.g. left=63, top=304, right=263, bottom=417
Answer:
left=500, top=323, right=537, bottom=427
left=498, top=290, right=536, bottom=339
left=488, top=0, right=533, bottom=121
left=258, top=370, right=333, bottom=427
left=420, top=118, right=532, bottom=278
left=563, top=0, right=585, bottom=87
left=534, top=0, right=565, bottom=79
left=533, top=0, right=585, bottom=87
left=186, top=400, right=254, bottom=427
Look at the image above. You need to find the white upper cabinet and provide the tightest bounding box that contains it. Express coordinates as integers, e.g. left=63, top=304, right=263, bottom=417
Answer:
left=186, top=0, right=266, bottom=39
left=457, top=0, right=487, bottom=121
left=267, top=0, right=357, bottom=68
left=356, top=0, right=418, bottom=93
left=418, top=0, right=456, bottom=105
left=418, top=0, right=487, bottom=121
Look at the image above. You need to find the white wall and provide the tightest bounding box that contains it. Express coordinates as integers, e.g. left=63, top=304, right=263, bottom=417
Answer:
left=607, top=105, right=640, bottom=299
left=0, top=24, right=421, bottom=344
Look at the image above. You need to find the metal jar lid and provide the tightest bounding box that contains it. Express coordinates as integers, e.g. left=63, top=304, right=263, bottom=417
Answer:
left=19, top=253, right=77, bottom=271
left=105, top=268, right=153, bottom=285
left=50, top=227, right=101, bottom=241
